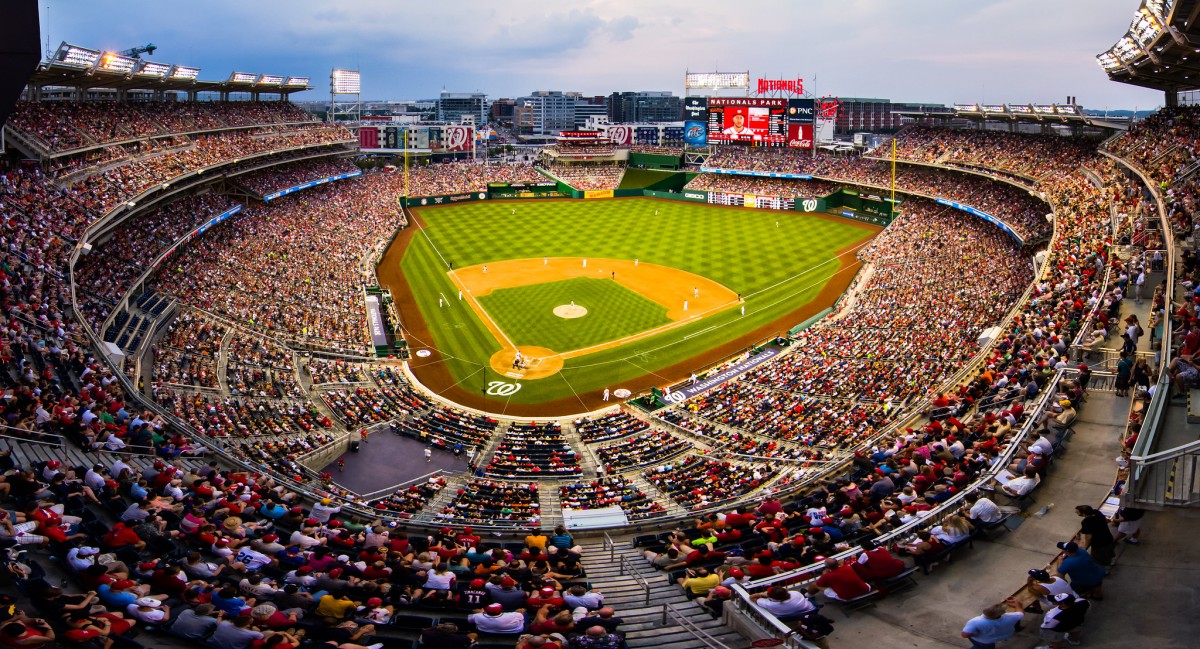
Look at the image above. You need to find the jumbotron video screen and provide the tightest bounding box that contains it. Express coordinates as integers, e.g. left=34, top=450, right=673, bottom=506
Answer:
left=706, top=97, right=787, bottom=145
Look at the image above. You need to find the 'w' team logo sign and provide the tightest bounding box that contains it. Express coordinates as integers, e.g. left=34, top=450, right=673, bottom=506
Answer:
left=443, top=126, right=472, bottom=151
left=802, top=199, right=819, bottom=212
left=607, top=125, right=632, bottom=146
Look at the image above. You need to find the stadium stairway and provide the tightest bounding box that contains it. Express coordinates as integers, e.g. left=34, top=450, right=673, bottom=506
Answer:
left=564, top=421, right=601, bottom=477
left=216, top=325, right=236, bottom=393
left=578, top=537, right=753, bottom=649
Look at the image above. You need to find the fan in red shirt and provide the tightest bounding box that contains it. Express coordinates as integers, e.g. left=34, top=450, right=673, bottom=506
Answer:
left=808, top=558, right=872, bottom=601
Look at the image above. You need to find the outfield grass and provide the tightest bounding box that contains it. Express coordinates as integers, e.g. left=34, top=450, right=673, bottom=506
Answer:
left=399, top=198, right=876, bottom=407
left=478, top=277, right=671, bottom=351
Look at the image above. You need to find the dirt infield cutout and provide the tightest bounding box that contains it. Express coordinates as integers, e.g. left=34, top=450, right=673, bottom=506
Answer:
left=458, top=257, right=740, bottom=380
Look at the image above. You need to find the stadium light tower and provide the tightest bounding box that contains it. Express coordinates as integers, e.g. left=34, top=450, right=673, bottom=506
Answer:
left=329, top=68, right=361, bottom=124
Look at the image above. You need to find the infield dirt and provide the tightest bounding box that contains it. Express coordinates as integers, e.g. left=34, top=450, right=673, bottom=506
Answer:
left=376, top=200, right=881, bottom=417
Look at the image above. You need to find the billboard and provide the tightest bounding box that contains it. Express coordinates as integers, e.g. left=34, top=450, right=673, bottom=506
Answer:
left=606, top=124, right=634, bottom=146
left=683, top=97, right=708, bottom=147
left=636, top=126, right=660, bottom=145
left=706, top=97, right=786, bottom=146
left=787, top=98, right=815, bottom=150
left=663, top=126, right=685, bottom=143
left=442, top=125, right=473, bottom=152
left=787, top=124, right=814, bottom=150
left=685, top=72, right=750, bottom=90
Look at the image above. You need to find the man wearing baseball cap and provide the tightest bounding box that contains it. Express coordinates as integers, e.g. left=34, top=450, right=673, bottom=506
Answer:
left=1053, top=541, right=1106, bottom=600
left=468, top=603, right=526, bottom=634
left=1038, top=592, right=1090, bottom=649
left=457, top=578, right=491, bottom=610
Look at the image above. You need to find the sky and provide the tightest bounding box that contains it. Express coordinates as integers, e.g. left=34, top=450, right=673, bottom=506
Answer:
left=40, top=0, right=1164, bottom=110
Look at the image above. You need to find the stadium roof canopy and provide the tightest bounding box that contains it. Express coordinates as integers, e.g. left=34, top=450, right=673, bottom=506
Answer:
left=1098, top=0, right=1200, bottom=93
left=26, top=42, right=311, bottom=97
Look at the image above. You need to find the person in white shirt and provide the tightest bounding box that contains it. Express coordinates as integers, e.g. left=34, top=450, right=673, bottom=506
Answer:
left=749, top=586, right=816, bottom=620
left=310, top=498, right=341, bottom=523
left=962, top=492, right=1003, bottom=525
left=83, top=465, right=108, bottom=492
left=468, top=604, right=526, bottom=633
left=126, top=597, right=169, bottom=624
left=722, top=112, right=755, bottom=137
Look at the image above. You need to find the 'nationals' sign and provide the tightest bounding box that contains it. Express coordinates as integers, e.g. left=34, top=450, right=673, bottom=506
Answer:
left=757, top=77, right=804, bottom=95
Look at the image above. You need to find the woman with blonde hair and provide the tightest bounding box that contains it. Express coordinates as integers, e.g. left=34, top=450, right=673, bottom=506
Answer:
left=931, top=514, right=974, bottom=545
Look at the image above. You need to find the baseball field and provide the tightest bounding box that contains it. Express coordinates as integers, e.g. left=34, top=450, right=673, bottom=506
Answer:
left=376, top=197, right=880, bottom=416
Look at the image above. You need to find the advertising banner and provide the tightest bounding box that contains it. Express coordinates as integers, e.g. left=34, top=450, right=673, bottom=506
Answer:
left=664, top=346, right=782, bottom=404
left=263, top=171, right=363, bottom=201
left=405, top=192, right=488, bottom=207
left=442, top=125, right=473, bottom=152
left=606, top=124, right=634, bottom=146
left=683, top=97, right=708, bottom=147
left=935, top=198, right=1022, bottom=245
left=583, top=189, right=614, bottom=199
left=364, top=294, right=389, bottom=348
left=786, top=123, right=814, bottom=150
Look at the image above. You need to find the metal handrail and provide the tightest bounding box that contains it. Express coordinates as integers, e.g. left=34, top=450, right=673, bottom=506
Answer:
left=660, top=602, right=737, bottom=649
left=748, top=368, right=1065, bottom=592
left=1097, top=151, right=1176, bottom=469
left=618, top=554, right=653, bottom=606
left=603, top=531, right=616, bottom=563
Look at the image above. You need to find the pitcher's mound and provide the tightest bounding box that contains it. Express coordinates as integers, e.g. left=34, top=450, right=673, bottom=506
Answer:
left=489, top=346, right=564, bottom=380
left=553, top=304, right=588, bottom=319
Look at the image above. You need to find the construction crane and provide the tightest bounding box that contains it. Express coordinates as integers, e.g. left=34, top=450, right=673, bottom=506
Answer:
left=118, top=44, right=157, bottom=59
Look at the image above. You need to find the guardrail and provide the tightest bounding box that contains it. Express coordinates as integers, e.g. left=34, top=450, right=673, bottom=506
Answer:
left=617, top=554, right=653, bottom=606
left=728, top=368, right=1066, bottom=643
left=660, top=602, right=739, bottom=649
left=1096, top=150, right=1177, bottom=505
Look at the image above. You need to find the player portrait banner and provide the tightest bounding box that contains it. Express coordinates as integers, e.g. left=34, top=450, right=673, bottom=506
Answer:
left=683, top=97, right=708, bottom=147
left=442, top=125, right=474, bottom=152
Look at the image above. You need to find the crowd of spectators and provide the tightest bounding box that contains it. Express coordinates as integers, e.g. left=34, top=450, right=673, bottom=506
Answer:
left=161, top=389, right=332, bottom=439
left=438, top=479, right=541, bottom=525
left=75, top=193, right=237, bottom=308
left=559, top=477, right=666, bottom=520
left=875, top=126, right=1103, bottom=182
left=151, top=311, right=226, bottom=389
left=644, top=457, right=777, bottom=510
left=398, top=162, right=545, bottom=198
left=368, top=475, right=447, bottom=518
left=73, top=124, right=352, bottom=215
left=594, top=429, right=691, bottom=472
left=485, top=423, right=581, bottom=478
left=304, top=358, right=369, bottom=385
left=668, top=200, right=1031, bottom=457
left=685, top=175, right=839, bottom=199
left=574, top=412, right=648, bottom=443
left=147, top=173, right=406, bottom=354
left=8, top=100, right=318, bottom=153
left=236, top=158, right=360, bottom=196
left=701, top=149, right=1051, bottom=242
left=541, top=164, right=624, bottom=191
left=630, top=145, right=683, bottom=156
left=318, top=389, right=406, bottom=427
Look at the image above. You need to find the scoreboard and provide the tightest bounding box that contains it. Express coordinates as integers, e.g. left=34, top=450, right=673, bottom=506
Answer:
left=706, top=98, right=787, bottom=146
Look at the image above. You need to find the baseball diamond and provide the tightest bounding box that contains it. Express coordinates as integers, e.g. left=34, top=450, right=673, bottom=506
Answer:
left=377, top=197, right=880, bottom=415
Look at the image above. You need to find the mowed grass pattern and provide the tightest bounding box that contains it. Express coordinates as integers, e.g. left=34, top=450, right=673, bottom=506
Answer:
left=478, top=277, right=671, bottom=352
left=400, top=198, right=878, bottom=406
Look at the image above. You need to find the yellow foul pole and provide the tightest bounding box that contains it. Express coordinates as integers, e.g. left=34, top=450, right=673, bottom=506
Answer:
left=890, top=137, right=897, bottom=214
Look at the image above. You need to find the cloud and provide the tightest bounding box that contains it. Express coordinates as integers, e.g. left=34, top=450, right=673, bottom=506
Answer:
left=40, top=0, right=1163, bottom=108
